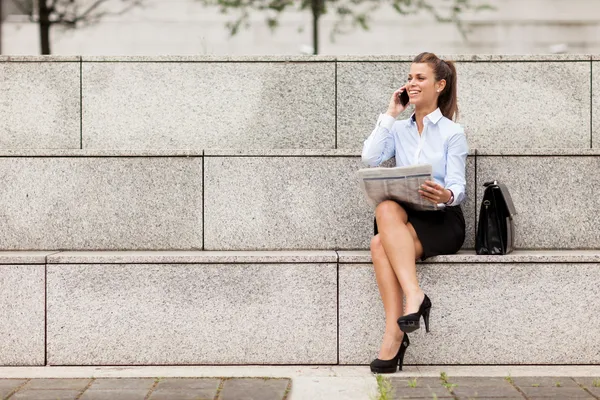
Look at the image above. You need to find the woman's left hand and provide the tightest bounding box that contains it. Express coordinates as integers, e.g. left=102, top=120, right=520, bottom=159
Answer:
left=419, top=180, right=451, bottom=204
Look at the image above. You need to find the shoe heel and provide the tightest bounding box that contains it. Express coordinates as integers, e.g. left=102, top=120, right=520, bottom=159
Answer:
left=397, top=334, right=410, bottom=371
left=422, top=306, right=431, bottom=333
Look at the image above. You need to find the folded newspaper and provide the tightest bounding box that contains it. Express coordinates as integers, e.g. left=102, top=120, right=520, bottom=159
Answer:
left=358, top=164, right=439, bottom=211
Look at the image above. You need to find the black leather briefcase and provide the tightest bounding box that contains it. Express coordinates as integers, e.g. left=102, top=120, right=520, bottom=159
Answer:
left=476, top=181, right=517, bottom=255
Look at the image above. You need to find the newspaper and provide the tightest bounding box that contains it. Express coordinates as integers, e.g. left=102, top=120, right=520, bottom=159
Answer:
left=358, top=164, right=439, bottom=211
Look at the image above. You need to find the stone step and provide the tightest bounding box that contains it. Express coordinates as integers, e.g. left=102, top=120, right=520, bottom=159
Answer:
left=1, top=55, right=598, bottom=151
left=1, top=250, right=599, bottom=366
left=0, top=149, right=598, bottom=251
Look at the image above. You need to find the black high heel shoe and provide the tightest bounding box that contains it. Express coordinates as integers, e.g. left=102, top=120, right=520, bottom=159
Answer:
left=397, top=294, right=432, bottom=333
left=369, top=334, right=410, bottom=374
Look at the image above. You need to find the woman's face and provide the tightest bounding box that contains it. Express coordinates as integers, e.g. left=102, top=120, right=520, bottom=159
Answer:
left=406, top=62, right=444, bottom=108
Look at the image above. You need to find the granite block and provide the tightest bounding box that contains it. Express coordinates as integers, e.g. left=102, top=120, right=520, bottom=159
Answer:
left=0, top=61, right=80, bottom=149
left=204, top=156, right=372, bottom=250
left=0, top=252, right=56, bottom=264
left=476, top=156, right=600, bottom=249
left=337, top=249, right=600, bottom=263
left=47, top=251, right=338, bottom=264
left=82, top=62, right=335, bottom=149
left=0, top=265, right=44, bottom=366
left=336, top=55, right=592, bottom=62
left=0, top=157, right=202, bottom=250
left=338, top=263, right=600, bottom=364
left=337, top=62, right=591, bottom=150
left=47, top=263, right=337, bottom=364
left=336, top=61, right=412, bottom=150
left=594, top=61, right=599, bottom=149
left=82, top=55, right=336, bottom=62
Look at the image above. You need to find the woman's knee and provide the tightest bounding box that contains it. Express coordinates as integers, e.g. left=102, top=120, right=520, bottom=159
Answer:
left=375, top=200, right=408, bottom=224
left=371, top=234, right=384, bottom=256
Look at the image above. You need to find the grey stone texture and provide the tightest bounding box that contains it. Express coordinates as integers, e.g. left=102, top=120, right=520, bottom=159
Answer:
left=47, top=263, right=337, bottom=364
left=80, top=391, right=149, bottom=400
left=0, top=251, right=55, bottom=264
left=338, top=263, right=600, bottom=364
left=219, top=378, right=290, bottom=400
left=0, top=379, right=27, bottom=399
left=22, top=379, right=92, bottom=390
left=84, top=378, right=155, bottom=391
left=0, top=61, right=80, bottom=149
left=337, top=249, right=600, bottom=263
left=449, top=377, right=522, bottom=398
left=511, top=377, right=579, bottom=388
left=11, top=390, right=82, bottom=400
left=149, top=378, right=221, bottom=400
left=47, top=250, right=337, bottom=264
left=0, top=157, right=202, bottom=250
left=82, top=62, right=335, bottom=149
left=204, top=156, right=372, bottom=250
left=573, top=377, right=600, bottom=397
left=389, top=377, right=453, bottom=398
left=594, top=61, right=600, bottom=149
left=477, top=156, right=600, bottom=249
left=0, top=265, right=44, bottom=366
left=337, top=61, right=591, bottom=150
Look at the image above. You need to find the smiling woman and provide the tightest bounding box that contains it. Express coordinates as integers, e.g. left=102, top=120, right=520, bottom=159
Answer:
left=361, top=52, right=468, bottom=374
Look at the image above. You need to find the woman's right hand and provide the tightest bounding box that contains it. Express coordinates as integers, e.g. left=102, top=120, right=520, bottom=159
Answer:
left=386, top=86, right=408, bottom=119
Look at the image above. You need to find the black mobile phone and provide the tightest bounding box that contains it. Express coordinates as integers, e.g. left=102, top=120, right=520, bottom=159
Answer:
left=399, top=90, right=410, bottom=107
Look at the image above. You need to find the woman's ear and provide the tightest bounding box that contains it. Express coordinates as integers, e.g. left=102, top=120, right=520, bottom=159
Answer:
left=436, top=79, right=447, bottom=93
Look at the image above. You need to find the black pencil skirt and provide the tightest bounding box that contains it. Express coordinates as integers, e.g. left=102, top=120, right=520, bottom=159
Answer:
left=373, top=203, right=465, bottom=261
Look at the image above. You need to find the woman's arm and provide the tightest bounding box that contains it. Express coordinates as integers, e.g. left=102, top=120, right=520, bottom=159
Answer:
left=361, top=114, right=396, bottom=167
left=444, top=128, right=469, bottom=206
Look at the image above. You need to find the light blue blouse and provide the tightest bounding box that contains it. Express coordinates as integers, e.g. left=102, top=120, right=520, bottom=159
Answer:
left=361, top=108, right=469, bottom=206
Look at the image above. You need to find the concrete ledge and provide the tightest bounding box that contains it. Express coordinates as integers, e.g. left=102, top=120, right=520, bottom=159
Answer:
left=0, top=56, right=81, bottom=62
left=336, top=54, right=593, bottom=62
left=47, top=250, right=338, bottom=264
left=338, top=250, right=600, bottom=263
left=0, top=149, right=204, bottom=157
left=81, top=55, right=337, bottom=62
left=0, top=251, right=57, bottom=264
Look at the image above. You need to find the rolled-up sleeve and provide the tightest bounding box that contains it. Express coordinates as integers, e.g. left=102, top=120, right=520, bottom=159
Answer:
left=444, top=129, right=469, bottom=206
left=361, top=114, right=396, bottom=167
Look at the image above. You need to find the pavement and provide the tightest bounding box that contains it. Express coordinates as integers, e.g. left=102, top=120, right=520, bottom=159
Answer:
left=0, top=365, right=599, bottom=400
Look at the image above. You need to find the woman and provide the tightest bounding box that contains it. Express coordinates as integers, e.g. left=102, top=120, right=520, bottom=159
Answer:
left=362, top=52, right=468, bottom=374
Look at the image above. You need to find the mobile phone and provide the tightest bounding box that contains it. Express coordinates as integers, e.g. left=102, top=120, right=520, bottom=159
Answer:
left=399, top=90, right=410, bottom=107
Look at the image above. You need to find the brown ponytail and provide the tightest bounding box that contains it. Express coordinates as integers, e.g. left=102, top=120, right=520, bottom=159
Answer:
left=412, top=52, right=458, bottom=121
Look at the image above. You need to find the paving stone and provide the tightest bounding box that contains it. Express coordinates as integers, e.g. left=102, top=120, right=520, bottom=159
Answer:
left=79, top=391, right=149, bottom=400
left=0, top=379, right=27, bottom=399
left=148, top=378, right=221, bottom=400
left=389, top=377, right=452, bottom=398
left=21, top=379, right=92, bottom=390
left=219, top=378, right=290, bottom=400
left=572, top=377, right=600, bottom=396
left=518, top=386, right=593, bottom=398
left=511, top=376, right=579, bottom=388
left=452, top=385, right=522, bottom=398
left=11, top=390, right=81, bottom=400
left=85, top=378, right=155, bottom=391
